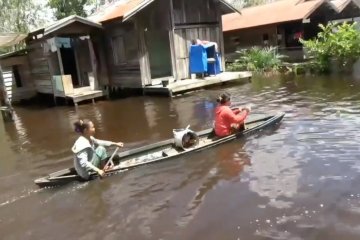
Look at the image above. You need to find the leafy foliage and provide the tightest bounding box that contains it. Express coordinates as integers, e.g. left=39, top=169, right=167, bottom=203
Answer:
left=227, top=0, right=279, bottom=8
left=227, top=46, right=285, bottom=72
left=300, top=22, right=360, bottom=73
left=49, top=0, right=94, bottom=20
left=0, top=0, right=46, bottom=33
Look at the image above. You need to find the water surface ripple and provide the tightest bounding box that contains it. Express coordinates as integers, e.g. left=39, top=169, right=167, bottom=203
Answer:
left=1, top=75, right=360, bottom=239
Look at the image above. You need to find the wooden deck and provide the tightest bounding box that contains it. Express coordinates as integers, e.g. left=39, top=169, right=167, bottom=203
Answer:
left=65, top=90, right=104, bottom=107
left=143, top=71, right=252, bottom=96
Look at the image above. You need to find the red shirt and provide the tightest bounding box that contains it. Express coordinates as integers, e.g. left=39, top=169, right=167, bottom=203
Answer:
left=214, top=105, right=249, bottom=137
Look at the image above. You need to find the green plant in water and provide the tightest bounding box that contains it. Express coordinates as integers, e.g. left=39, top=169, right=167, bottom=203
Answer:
left=227, top=46, right=285, bottom=72
left=300, top=22, right=360, bottom=73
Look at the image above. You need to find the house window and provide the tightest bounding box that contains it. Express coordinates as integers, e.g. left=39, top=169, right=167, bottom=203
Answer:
left=12, top=65, right=22, bottom=88
left=263, top=33, right=269, bottom=45
left=263, top=34, right=269, bottom=41
left=111, top=36, right=126, bottom=65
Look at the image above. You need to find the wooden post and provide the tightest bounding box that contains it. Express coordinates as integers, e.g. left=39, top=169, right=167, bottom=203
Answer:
left=169, top=0, right=178, bottom=81
left=73, top=39, right=83, bottom=87
left=135, top=18, right=151, bottom=86
left=55, top=38, right=65, bottom=106
left=88, top=38, right=98, bottom=90
left=0, top=64, right=5, bottom=101
left=217, top=4, right=225, bottom=72
left=56, top=42, right=65, bottom=76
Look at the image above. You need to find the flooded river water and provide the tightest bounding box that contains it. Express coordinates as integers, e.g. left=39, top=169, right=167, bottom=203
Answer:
left=2, top=75, right=360, bottom=239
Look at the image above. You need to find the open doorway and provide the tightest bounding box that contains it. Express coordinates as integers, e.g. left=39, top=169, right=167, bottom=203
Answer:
left=60, top=47, right=80, bottom=87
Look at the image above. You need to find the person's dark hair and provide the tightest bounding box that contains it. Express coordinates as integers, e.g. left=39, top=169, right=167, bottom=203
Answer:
left=191, top=39, right=197, bottom=45
left=74, top=119, right=92, bottom=134
left=216, top=92, right=231, bottom=104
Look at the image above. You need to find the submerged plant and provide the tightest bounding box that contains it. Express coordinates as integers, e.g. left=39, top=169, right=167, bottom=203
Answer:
left=227, top=46, right=285, bottom=73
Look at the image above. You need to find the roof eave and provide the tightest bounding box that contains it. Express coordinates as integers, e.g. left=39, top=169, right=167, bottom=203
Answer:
left=303, top=0, right=335, bottom=19
left=122, top=0, right=155, bottom=22
left=218, top=0, right=242, bottom=14
left=122, top=0, right=241, bottom=22
left=44, top=16, right=103, bottom=37
left=223, top=19, right=304, bottom=32
left=335, top=0, right=356, bottom=13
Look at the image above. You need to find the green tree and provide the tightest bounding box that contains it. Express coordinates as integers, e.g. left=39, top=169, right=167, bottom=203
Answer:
left=49, top=0, right=94, bottom=20
left=0, top=0, right=46, bottom=33
left=0, top=0, right=49, bottom=52
left=227, top=0, right=278, bottom=8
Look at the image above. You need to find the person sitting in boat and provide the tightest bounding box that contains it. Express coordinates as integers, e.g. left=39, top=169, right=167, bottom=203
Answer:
left=214, top=93, right=251, bottom=137
left=72, top=119, right=124, bottom=179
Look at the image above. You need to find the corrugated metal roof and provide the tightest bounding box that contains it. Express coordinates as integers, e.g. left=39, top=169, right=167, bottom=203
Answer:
left=89, top=0, right=148, bottom=23
left=0, top=33, right=27, bottom=47
left=89, top=0, right=241, bottom=23
left=0, top=49, right=27, bottom=59
left=30, top=15, right=103, bottom=37
left=222, top=0, right=345, bottom=32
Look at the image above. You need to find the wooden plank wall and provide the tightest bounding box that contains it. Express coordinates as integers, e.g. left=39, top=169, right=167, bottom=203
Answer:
left=171, top=0, right=222, bottom=79
left=174, top=26, right=221, bottom=79
left=223, top=25, right=278, bottom=53
left=136, top=19, right=151, bottom=86
left=172, top=0, right=217, bottom=25
left=103, top=21, right=142, bottom=88
left=0, top=55, right=37, bottom=102
left=91, top=35, right=110, bottom=86
left=137, top=0, right=172, bottom=82
left=74, top=38, right=92, bottom=86
left=27, top=41, right=53, bottom=94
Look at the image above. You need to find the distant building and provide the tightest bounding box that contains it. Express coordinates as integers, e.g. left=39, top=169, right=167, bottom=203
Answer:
left=222, top=0, right=360, bottom=62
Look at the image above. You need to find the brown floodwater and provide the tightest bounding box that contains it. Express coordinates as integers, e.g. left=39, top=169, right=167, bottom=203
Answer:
left=2, top=74, right=360, bottom=239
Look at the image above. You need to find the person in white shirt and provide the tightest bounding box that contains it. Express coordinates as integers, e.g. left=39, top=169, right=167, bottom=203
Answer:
left=72, top=119, right=123, bottom=179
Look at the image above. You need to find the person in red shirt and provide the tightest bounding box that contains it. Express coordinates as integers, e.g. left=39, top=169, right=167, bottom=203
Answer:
left=214, top=93, right=251, bottom=137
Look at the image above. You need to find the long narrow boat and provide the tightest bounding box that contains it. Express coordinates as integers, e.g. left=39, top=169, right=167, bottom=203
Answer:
left=34, top=112, right=285, bottom=188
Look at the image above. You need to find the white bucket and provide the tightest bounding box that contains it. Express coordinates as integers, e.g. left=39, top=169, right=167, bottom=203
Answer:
left=173, top=126, right=199, bottom=149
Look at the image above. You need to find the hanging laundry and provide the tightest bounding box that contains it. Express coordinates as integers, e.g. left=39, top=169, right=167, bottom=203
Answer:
left=55, top=37, right=71, bottom=48
left=47, top=38, right=57, bottom=52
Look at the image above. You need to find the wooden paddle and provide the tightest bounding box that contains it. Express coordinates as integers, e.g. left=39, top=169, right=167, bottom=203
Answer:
left=104, top=147, right=120, bottom=171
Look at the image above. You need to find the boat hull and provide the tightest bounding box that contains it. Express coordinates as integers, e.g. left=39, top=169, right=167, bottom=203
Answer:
left=34, top=112, right=285, bottom=188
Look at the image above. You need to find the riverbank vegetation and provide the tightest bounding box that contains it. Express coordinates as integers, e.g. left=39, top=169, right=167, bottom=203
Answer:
left=300, top=22, right=360, bottom=73
left=227, top=46, right=285, bottom=73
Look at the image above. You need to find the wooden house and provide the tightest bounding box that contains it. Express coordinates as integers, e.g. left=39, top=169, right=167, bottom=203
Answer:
left=24, top=15, right=109, bottom=105
left=0, top=33, right=36, bottom=104
left=222, top=0, right=360, bottom=63
left=90, top=0, right=240, bottom=89
left=0, top=49, right=37, bottom=103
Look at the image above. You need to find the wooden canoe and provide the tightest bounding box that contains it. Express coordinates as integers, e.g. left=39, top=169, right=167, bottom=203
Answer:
left=34, top=112, right=285, bottom=188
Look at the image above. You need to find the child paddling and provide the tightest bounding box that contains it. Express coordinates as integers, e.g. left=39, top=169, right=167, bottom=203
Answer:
left=72, top=119, right=124, bottom=179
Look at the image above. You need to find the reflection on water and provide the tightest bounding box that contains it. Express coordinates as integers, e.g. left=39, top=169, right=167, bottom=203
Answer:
left=3, top=75, right=360, bottom=239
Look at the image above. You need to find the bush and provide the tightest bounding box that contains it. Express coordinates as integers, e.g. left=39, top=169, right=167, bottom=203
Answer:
left=300, top=22, right=360, bottom=73
left=227, top=46, right=285, bottom=72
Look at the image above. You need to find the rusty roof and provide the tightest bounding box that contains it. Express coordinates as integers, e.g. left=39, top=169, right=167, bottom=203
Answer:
left=222, top=0, right=349, bottom=32
left=89, top=0, right=147, bottom=23
left=90, top=0, right=241, bottom=23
